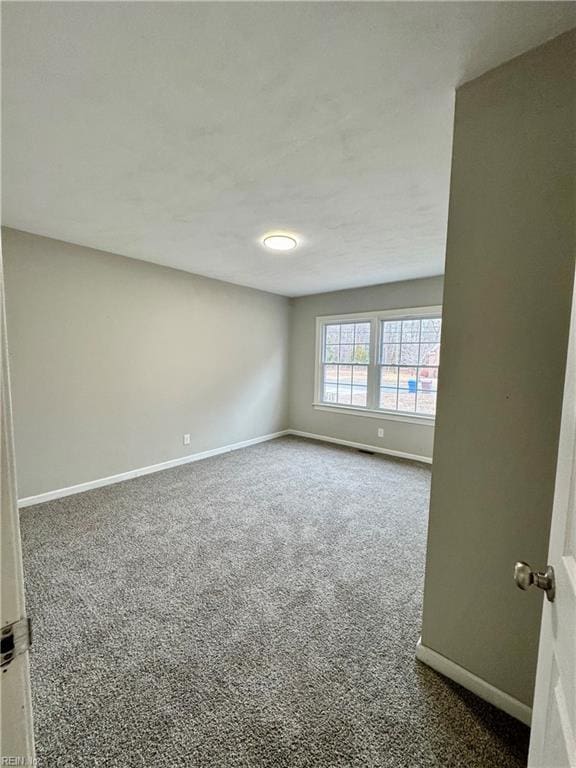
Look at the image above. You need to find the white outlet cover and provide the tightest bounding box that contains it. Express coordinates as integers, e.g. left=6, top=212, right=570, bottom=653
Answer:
left=377, top=428, right=384, bottom=438
left=183, top=434, right=191, bottom=445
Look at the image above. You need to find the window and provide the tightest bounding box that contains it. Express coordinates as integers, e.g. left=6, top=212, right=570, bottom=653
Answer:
left=321, top=321, right=371, bottom=407
left=316, top=308, right=442, bottom=421
left=379, top=317, right=441, bottom=416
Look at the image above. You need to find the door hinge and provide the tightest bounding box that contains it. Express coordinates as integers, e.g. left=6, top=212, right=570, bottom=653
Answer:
left=1, top=617, right=32, bottom=668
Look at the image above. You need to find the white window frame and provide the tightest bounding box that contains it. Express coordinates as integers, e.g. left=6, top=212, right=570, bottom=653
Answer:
left=313, top=306, right=442, bottom=425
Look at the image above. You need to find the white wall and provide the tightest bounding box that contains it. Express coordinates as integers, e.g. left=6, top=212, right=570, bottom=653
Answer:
left=3, top=228, right=290, bottom=499
left=288, top=277, right=444, bottom=460
left=421, top=29, right=575, bottom=709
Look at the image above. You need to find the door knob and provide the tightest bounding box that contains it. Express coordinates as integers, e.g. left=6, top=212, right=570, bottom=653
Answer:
left=514, top=561, right=555, bottom=602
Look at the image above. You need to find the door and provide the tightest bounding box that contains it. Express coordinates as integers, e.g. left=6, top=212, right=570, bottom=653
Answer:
left=0, top=248, right=35, bottom=760
left=528, top=272, right=576, bottom=767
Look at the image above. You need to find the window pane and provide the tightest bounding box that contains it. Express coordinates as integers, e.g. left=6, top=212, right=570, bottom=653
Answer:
left=337, top=365, right=352, bottom=404
left=417, top=367, right=438, bottom=393
left=416, top=390, right=437, bottom=416
left=380, top=391, right=398, bottom=410
left=325, top=344, right=339, bottom=363
left=352, top=365, right=368, bottom=386
left=340, top=324, right=355, bottom=343
left=337, top=387, right=352, bottom=404
left=325, top=324, right=340, bottom=345
left=399, top=344, right=419, bottom=365
left=352, top=366, right=368, bottom=406
left=381, top=365, right=398, bottom=388
left=398, top=367, right=418, bottom=391
left=338, top=365, right=352, bottom=385
left=380, top=366, right=398, bottom=410
left=323, top=364, right=338, bottom=383
left=355, top=323, right=371, bottom=343
left=419, top=342, right=440, bottom=366
left=381, top=344, right=399, bottom=365
left=353, top=344, right=369, bottom=363
left=398, top=390, right=416, bottom=412
left=382, top=321, right=401, bottom=343
left=421, top=318, right=442, bottom=343
left=402, top=319, right=421, bottom=343
left=322, top=365, right=338, bottom=403
left=398, top=366, right=417, bottom=412
left=339, top=344, right=353, bottom=363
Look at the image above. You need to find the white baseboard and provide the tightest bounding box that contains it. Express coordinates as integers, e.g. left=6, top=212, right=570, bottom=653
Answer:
left=415, top=638, right=532, bottom=726
left=17, top=430, right=290, bottom=508
left=18, top=428, right=429, bottom=508
left=286, top=429, right=432, bottom=465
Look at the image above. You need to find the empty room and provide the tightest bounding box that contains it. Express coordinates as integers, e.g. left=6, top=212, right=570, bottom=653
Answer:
left=1, top=3, right=575, bottom=767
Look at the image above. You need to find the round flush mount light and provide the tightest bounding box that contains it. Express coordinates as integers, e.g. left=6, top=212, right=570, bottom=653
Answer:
left=262, top=234, right=298, bottom=251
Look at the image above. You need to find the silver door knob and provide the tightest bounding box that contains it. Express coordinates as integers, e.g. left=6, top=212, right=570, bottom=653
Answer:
left=514, top=561, right=555, bottom=602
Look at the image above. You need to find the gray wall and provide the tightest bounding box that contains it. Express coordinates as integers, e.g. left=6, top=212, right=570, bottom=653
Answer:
left=3, top=228, right=290, bottom=499
left=289, top=277, right=444, bottom=460
left=421, top=30, right=575, bottom=708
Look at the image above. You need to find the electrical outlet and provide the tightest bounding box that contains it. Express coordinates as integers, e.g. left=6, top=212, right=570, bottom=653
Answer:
left=183, top=433, right=191, bottom=446
left=377, top=428, right=384, bottom=438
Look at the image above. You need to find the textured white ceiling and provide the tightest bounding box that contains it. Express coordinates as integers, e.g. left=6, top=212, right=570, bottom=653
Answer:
left=2, top=2, right=575, bottom=296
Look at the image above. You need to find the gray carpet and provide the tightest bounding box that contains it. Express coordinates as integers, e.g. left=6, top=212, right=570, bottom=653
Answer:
left=20, top=436, right=529, bottom=767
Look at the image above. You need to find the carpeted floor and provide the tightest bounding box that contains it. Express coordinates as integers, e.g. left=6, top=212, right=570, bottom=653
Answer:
left=20, top=436, right=529, bottom=767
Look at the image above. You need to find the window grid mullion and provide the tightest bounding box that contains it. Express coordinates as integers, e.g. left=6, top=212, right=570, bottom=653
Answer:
left=415, top=319, right=422, bottom=415
left=398, top=320, right=404, bottom=412
left=367, top=317, right=379, bottom=410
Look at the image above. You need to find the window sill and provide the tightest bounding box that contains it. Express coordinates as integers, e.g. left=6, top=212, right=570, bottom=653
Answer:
left=312, top=403, right=436, bottom=426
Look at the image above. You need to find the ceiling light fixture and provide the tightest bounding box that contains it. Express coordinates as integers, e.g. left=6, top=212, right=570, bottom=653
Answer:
left=262, top=234, right=298, bottom=251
